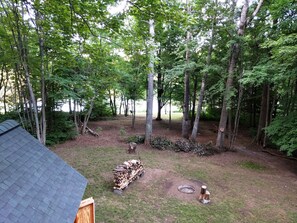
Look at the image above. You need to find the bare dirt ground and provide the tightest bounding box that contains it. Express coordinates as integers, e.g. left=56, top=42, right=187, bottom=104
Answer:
left=53, top=115, right=297, bottom=205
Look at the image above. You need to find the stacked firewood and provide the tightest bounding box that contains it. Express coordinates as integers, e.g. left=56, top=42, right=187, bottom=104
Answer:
left=113, top=160, right=144, bottom=192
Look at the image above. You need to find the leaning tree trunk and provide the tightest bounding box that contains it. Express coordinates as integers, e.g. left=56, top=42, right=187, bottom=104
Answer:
left=145, top=19, right=155, bottom=145
left=216, top=0, right=264, bottom=148
left=81, top=96, right=95, bottom=135
left=216, top=0, right=249, bottom=148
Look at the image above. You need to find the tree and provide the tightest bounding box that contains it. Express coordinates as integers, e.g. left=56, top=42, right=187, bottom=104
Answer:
left=190, top=0, right=217, bottom=141
left=216, top=0, right=264, bottom=148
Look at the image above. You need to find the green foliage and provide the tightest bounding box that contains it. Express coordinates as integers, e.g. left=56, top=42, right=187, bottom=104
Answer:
left=237, top=160, right=266, bottom=171
left=150, top=136, right=174, bottom=150
left=127, top=135, right=145, bottom=144
left=89, top=99, right=113, bottom=120
left=200, top=105, right=221, bottom=121
left=0, top=112, right=19, bottom=123
left=46, top=112, right=77, bottom=146
left=265, top=112, right=297, bottom=156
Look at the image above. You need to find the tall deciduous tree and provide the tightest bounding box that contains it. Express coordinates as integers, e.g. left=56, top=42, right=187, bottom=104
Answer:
left=216, top=0, right=264, bottom=148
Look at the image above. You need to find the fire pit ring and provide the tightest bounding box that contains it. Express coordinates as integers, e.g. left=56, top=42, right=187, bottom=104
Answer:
left=177, top=185, right=195, bottom=194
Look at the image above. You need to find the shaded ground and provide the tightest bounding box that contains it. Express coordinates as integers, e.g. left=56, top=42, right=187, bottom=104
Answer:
left=52, top=115, right=297, bottom=222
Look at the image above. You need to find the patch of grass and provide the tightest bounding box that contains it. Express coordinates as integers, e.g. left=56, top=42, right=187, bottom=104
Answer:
left=175, top=164, right=208, bottom=182
left=237, top=160, right=266, bottom=171
left=55, top=146, right=296, bottom=223
left=289, top=211, right=297, bottom=223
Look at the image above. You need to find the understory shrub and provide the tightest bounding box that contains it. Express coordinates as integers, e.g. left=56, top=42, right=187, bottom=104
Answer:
left=127, top=135, right=145, bottom=144
left=46, top=112, right=77, bottom=146
left=0, top=111, right=19, bottom=123
left=265, top=112, right=297, bottom=156
left=150, top=136, right=174, bottom=150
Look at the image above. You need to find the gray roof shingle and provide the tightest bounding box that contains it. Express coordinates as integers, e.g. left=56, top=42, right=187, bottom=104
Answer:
left=0, top=120, right=88, bottom=223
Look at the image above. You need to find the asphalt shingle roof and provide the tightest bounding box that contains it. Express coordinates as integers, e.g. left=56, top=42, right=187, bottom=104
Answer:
left=0, top=120, right=88, bottom=223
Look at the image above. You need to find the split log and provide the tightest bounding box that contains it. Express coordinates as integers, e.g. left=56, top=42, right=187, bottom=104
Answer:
left=128, top=142, right=137, bottom=153
left=113, top=159, right=144, bottom=192
left=198, top=185, right=210, bottom=204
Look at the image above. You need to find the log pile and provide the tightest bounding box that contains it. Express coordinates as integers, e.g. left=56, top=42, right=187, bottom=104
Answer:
left=113, top=160, right=144, bottom=193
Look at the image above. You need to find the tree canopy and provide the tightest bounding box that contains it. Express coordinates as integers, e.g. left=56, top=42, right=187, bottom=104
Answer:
left=0, top=0, right=296, bottom=155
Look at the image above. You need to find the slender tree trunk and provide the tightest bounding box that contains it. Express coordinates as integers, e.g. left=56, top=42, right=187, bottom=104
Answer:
left=124, top=97, right=128, bottom=117
left=169, top=83, right=172, bottom=129
left=228, top=110, right=232, bottom=145
left=113, top=89, right=117, bottom=116
left=73, top=100, right=79, bottom=134
left=256, top=83, right=269, bottom=144
left=145, top=19, right=155, bottom=145
left=0, top=65, right=4, bottom=95
left=108, top=89, right=115, bottom=116
left=230, top=69, right=244, bottom=149
left=2, top=0, right=42, bottom=141
left=119, top=95, right=123, bottom=115
left=36, top=8, right=46, bottom=145
left=190, top=7, right=216, bottom=141
left=81, top=96, right=95, bottom=134
left=156, top=61, right=163, bottom=121
left=182, top=0, right=191, bottom=139
left=191, top=75, right=198, bottom=128
left=132, top=99, right=136, bottom=129
left=263, top=84, right=270, bottom=147
left=3, top=69, right=9, bottom=114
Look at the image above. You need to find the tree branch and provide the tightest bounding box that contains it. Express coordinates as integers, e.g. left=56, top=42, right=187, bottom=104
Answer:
left=246, top=0, right=264, bottom=26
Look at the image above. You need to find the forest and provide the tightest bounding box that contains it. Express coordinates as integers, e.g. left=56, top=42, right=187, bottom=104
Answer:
left=0, top=0, right=296, bottom=156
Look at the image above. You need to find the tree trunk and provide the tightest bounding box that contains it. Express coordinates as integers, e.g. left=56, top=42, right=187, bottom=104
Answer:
left=35, top=8, right=46, bottom=145
left=73, top=100, right=79, bottom=134
left=216, top=43, right=240, bottom=148
left=190, top=75, right=198, bottom=128
left=156, top=61, right=163, bottom=121
left=230, top=68, right=244, bottom=149
left=256, top=83, right=269, bottom=145
left=169, top=83, right=172, bottom=129
left=81, top=96, right=95, bottom=135
left=109, top=89, right=116, bottom=116
left=182, top=0, right=191, bottom=139
left=124, top=97, right=129, bottom=117
left=216, top=0, right=250, bottom=148
left=132, top=99, right=136, bottom=129
left=145, top=19, right=155, bottom=145
left=190, top=6, right=216, bottom=141
left=12, top=1, right=42, bottom=142
left=3, top=68, right=9, bottom=114
left=113, top=89, right=117, bottom=116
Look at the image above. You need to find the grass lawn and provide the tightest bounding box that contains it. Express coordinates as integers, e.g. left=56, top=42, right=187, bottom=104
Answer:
left=53, top=144, right=297, bottom=223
